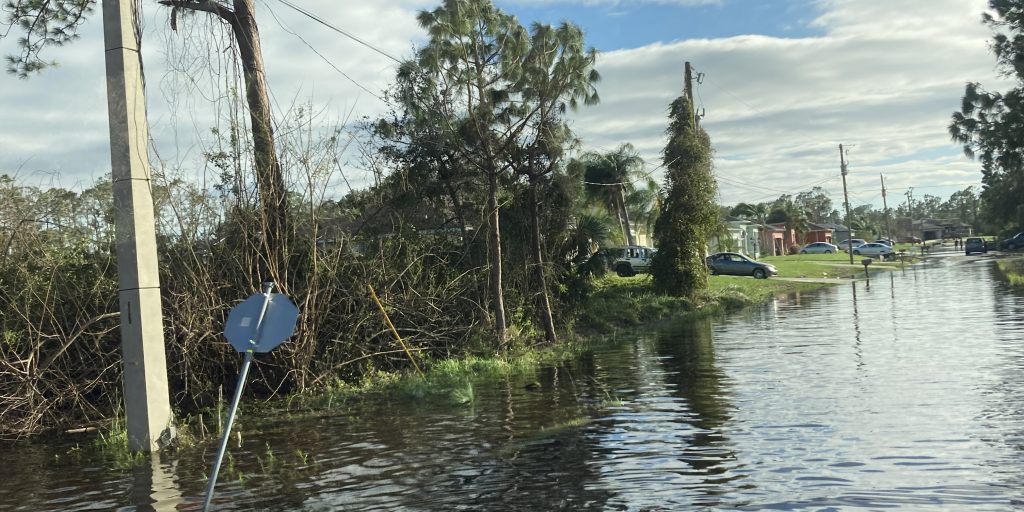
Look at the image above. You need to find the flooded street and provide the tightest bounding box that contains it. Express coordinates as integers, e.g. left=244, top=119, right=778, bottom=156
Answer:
left=3, top=249, right=1023, bottom=511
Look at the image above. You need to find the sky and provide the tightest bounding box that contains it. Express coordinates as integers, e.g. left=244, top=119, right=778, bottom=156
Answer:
left=0, top=0, right=1012, bottom=212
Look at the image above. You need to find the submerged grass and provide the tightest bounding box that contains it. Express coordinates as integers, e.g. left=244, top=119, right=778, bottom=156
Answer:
left=997, top=257, right=1024, bottom=288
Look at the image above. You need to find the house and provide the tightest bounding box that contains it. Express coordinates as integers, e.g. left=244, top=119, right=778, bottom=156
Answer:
left=759, top=224, right=789, bottom=256
left=805, top=222, right=849, bottom=245
left=708, top=217, right=764, bottom=258
left=910, top=218, right=973, bottom=240
left=803, top=223, right=834, bottom=244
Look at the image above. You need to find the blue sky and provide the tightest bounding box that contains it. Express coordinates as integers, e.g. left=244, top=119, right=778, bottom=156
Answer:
left=0, top=0, right=1009, bottom=212
left=503, top=0, right=825, bottom=50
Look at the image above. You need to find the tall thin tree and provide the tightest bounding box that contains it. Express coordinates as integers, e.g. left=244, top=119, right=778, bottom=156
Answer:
left=510, top=21, right=599, bottom=343
left=650, top=96, right=717, bottom=297
left=413, top=0, right=530, bottom=344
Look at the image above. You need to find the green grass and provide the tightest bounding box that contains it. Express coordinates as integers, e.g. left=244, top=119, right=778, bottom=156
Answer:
left=761, top=252, right=911, bottom=279
left=576, top=271, right=833, bottom=335
left=707, top=275, right=826, bottom=302
left=997, top=258, right=1024, bottom=288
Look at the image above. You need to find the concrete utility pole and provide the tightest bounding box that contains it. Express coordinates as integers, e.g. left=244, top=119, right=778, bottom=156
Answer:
left=103, top=0, right=174, bottom=452
left=880, top=173, right=893, bottom=240
left=839, top=144, right=854, bottom=264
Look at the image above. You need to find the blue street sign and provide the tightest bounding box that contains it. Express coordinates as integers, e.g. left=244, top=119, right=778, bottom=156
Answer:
left=223, top=292, right=299, bottom=353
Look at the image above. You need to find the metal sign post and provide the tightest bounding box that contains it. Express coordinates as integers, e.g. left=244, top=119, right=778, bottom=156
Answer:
left=202, top=282, right=299, bottom=511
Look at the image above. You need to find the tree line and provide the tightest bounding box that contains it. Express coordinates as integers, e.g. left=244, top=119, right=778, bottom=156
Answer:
left=728, top=184, right=989, bottom=242
left=0, top=0, right=717, bottom=438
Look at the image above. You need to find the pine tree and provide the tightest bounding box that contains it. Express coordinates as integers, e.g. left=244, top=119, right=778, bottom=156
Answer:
left=949, top=0, right=1024, bottom=230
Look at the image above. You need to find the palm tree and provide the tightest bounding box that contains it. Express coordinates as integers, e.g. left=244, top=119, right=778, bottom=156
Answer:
left=582, top=143, right=645, bottom=245
left=625, top=176, right=661, bottom=245
left=734, top=202, right=770, bottom=226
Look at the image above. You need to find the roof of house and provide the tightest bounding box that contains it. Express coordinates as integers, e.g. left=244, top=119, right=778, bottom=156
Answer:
left=810, top=222, right=849, bottom=231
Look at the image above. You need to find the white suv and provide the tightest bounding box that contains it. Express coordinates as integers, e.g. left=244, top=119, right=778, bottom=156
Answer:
left=611, top=245, right=656, bottom=277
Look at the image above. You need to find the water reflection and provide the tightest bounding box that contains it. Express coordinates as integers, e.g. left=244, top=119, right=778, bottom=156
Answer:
left=581, top=316, right=740, bottom=509
left=122, top=454, right=187, bottom=512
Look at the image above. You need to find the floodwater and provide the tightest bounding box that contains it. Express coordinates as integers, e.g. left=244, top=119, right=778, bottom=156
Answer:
left=2, top=248, right=1023, bottom=511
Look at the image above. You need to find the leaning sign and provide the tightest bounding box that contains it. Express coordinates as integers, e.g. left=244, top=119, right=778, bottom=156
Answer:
left=203, top=282, right=299, bottom=511
left=224, top=290, right=299, bottom=353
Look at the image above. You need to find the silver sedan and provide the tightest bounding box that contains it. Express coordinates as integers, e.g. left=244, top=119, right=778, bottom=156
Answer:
left=852, top=243, right=893, bottom=257
left=800, top=242, right=838, bottom=254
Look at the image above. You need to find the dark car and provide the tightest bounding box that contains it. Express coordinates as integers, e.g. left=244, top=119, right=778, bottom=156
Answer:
left=964, top=237, right=987, bottom=255
left=1001, top=231, right=1024, bottom=251
left=706, top=252, right=778, bottom=279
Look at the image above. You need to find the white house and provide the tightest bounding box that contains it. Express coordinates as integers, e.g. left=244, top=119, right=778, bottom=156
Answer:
left=709, top=218, right=763, bottom=258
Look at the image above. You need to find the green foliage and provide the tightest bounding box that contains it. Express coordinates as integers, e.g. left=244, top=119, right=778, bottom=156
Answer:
left=379, top=0, right=603, bottom=345
left=651, top=96, right=718, bottom=297
left=3, top=0, right=96, bottom=78
left=949, top=1, right=1024, bottom=231
left=997, top=258, right=1024, bottom=287
left=795, top=187, right=833, bottom=224
left=581, top=144, right=646, bottom=244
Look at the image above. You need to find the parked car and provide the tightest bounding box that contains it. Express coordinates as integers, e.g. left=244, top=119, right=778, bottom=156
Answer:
left=1001, top=231, right=1024, bottom=251
left=874, top=238, right=895, bottom=246
left=900, top=236, right=922, bottom=243
left=610, top=245, right=656, bottom=277
left=852, top=243, right=893, bottom=257
left=800, top=242, right=838, bottom=254
left=836, top=238, right=866, bottom=251
left=706, top=252, right=778, bottom=279
left=964, top=237, right=987, bottom=255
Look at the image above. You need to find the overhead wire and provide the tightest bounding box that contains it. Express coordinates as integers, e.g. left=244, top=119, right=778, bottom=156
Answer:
left=259, top=0, right=389, bottom=104
left=274, top=0, right=403, bottom=64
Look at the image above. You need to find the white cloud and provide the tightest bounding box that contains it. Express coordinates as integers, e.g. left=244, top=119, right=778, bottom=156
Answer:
left=568, top=0, right=1009, bottom=208
left=0, top=0, right=1011, bottom=211
left=506, top=0, right=719, bottom=5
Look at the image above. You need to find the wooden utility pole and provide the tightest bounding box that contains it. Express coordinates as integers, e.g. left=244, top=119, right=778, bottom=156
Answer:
left=618, top=183, right=636, bottom=246
left=839, top=144, right=854, bottom=264
left=103, top=0, right=174, bottom=452
left=905, top=187, right=916, bottom=244
left=880, top=173, right=893, bottom=240
left=685, top=61, right=697, bottom=130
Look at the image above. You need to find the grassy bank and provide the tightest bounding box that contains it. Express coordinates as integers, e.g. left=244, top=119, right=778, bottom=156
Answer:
left=577, top=271, right=828, bottom=335
left=997, top=257, right=1024, bottom=287
left=762, top=252, right=913, bottom=279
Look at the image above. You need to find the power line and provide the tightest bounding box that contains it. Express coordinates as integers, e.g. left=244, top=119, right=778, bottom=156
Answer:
left=274, top=0, right=403, bottom=64
left=698, top=73, right=767, bottom=117
left=260, top=0, right=388, bottom=103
